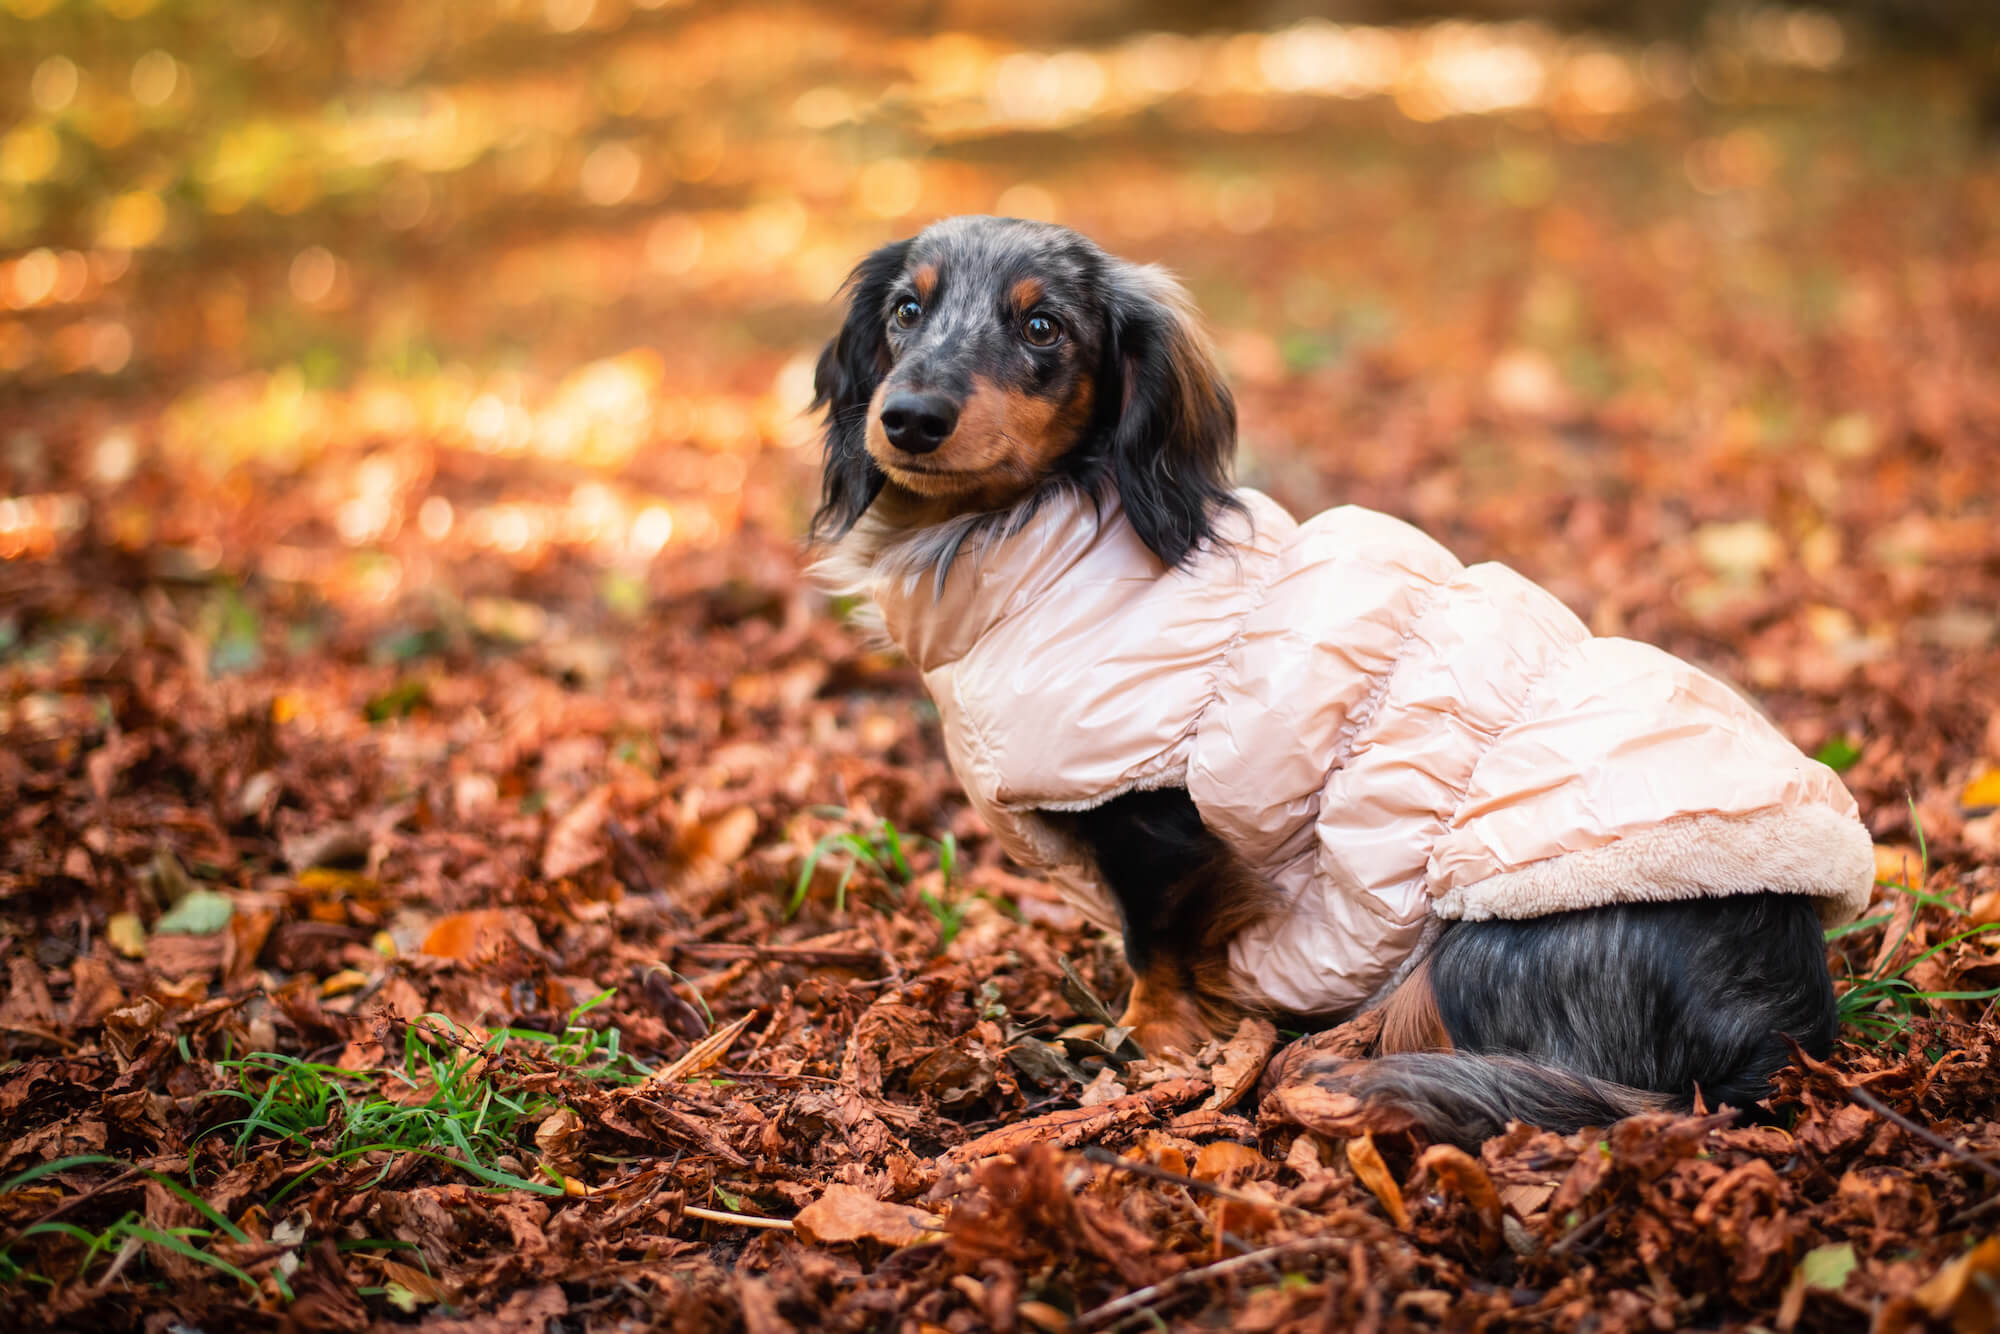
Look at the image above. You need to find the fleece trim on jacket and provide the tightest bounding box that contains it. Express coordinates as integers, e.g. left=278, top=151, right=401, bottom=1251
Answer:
left=820, top=485, right=1874, bottom=1017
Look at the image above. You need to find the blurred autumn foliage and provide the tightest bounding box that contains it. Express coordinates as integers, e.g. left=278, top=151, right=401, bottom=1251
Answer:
left=4, top=2, right=2000, bottom=1331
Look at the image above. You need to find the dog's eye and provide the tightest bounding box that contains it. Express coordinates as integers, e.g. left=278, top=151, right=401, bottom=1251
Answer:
left=892, top=300, right=923, bottom=329
left=1022, top=314, right=1062, bottom=347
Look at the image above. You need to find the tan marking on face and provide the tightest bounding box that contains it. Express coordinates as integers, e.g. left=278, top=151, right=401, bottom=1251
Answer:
left=911, top=264, right=939, bottom=304
left=865, top=373, right=1095, bottom=515
left=1009, top=276, right=1045, bottom=311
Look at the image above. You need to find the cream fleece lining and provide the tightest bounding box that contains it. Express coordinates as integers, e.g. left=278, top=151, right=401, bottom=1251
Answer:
left=1430, top=805, right=1875, bottom=926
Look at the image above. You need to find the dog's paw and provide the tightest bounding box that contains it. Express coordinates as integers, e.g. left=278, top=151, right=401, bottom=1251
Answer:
left=1117, top=975, right=1214, bottom=1061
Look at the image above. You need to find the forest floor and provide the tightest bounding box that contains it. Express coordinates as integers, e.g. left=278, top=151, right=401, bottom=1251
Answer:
left=4, top=9, right=2000, bottom=1332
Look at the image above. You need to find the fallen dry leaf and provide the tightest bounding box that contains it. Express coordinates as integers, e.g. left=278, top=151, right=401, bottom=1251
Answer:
left=105, top=912, right=147, bottom=959
left=792, top=1184, right=943, bottom=1248
left=1915, top=1237, right=2000, bottom=1332
left=542, top=784, right=612, bottom=881
left=1191, top=1140, right=1266, bottom=1183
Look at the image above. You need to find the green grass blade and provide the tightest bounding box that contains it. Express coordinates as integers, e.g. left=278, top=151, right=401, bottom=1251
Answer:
left=0, top=1153, right=129, bottom=1192
left=120, top=1224, right=268, bottom=1294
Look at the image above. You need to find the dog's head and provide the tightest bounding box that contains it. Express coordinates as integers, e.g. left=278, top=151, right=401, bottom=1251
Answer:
left=809, top=215, right=1239, bottom=568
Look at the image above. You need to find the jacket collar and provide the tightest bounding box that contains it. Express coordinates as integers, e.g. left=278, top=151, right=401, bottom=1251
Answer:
left=856, top=486, right=1141, bottom=673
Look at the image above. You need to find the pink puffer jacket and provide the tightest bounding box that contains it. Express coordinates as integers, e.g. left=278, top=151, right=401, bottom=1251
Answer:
left=833, top=485, right=1874, bottom=1017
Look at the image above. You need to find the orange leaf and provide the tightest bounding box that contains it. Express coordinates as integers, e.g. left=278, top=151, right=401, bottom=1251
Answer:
left=1873, top=843, right=1922, bottom=890
left=419, top=908, right=541, bottom=961
left=1915, top=1236, right=2000, bottom=1330
left=1346, top=1131, right=1409, bottom=1228
left=1962, top=768, right=2000, bottom=812
left=1192, top=1140, right=1266, bottom=1183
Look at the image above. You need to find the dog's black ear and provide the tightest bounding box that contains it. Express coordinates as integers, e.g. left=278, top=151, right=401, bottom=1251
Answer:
left=809, top=239, right=910, bottom=543
left=1101, top=262, right=1241, bottom=568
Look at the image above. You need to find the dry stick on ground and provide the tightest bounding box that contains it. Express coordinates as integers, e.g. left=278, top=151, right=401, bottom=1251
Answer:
left=1846, top=1085, right=2000, bottom=1184
left=683, top=1205, right=794, bottom=1231
left=1077, top=1145, right=1316, bottom=1221
left=1073, top=1236, right=1349, bottom=1331
left=605, top=815, right=693, bottom=928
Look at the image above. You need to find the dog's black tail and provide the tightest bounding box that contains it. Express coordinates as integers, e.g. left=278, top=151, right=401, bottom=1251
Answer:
left=1297, top=892, right=1838, bottom=1149
left=1311, top=1051, right=1674, bottom=1148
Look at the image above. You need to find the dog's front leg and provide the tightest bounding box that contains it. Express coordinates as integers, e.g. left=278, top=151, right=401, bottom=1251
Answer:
left=1058, top=788, right=1276, bottom=1059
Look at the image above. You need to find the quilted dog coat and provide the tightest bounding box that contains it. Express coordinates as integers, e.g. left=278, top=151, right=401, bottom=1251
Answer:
left=827, top=486, right=1874, bottom=1017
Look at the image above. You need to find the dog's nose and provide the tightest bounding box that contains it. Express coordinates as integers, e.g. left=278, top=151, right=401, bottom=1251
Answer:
left=879, top=392, right=958, bottom=454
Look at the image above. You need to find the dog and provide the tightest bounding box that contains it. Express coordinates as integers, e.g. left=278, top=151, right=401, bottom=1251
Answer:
left=807, top=215, right=1865, bottom=1147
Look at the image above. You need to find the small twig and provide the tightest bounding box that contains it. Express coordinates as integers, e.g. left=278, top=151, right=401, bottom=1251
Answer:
left=604, top=816, right=662, bottom=894
left=683, top=1205, right=794, bottom=1231
left=607, top=817, right=692, bottom=928
left=1948, top=1193, right=2000, bottom=1231
left=1074, top=1236, right=1344, bottom=1331
left=0, top=1023, right=78, bottom=1051
left=670, top=941, right=887, bottom=970
left=1846, top=1085, right=2000, bottom=1184
left=627, top=1094, right=751, bottom=1168
left=639, top=1012, right=756, bottom=1089
left=1078, top=1145, right=1314, bottom=1221
left=1546, top=1205, right=1614, bottom=1258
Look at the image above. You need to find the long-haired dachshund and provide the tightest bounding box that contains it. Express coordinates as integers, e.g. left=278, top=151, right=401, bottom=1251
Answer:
left=807, top=215, right=1864, bottom=1147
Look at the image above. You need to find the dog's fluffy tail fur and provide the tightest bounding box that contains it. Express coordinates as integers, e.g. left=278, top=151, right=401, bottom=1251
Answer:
left=1318, top=1052, right=1673, bottom=1148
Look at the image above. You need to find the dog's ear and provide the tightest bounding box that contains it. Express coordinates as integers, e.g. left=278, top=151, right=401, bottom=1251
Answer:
left=1101, top=262, right=1241, bottom=568
left=809, top=239, right=910, bottom=543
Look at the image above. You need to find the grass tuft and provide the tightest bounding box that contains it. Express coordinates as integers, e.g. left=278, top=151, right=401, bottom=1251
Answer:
left=203, top=991, right=647, bottom=1201
left=789, top=813, right=957, bottom=918
left=2, top=996, right=647, bottom=1298
left=1828, top=807, right=2000, bottom=1044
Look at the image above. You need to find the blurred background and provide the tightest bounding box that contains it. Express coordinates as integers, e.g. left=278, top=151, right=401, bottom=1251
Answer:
left=2, top=0, right=1997, bottom=817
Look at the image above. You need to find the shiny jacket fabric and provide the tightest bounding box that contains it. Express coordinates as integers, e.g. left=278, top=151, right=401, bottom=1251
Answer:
left=834, top=486, right=1874, bottom=1017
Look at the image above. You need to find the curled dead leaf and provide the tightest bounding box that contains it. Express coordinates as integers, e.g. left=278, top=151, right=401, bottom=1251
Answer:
left=319, top=968, right=370, bottom=997
left=103, top=995, right=166, bottom=1064
left=1415, top=1143, right=1503, bottom=1250
left=1347, top=1131, right=1409, bottom=1229
left=535, top=1107, right=585, bottom=1175
left=1199, top=1015, right=1278, bottom=1111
